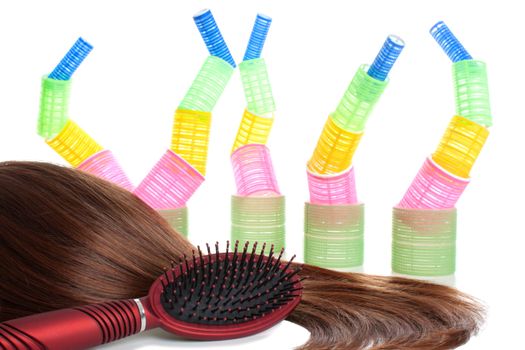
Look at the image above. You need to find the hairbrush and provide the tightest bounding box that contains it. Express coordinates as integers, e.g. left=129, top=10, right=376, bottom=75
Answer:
left=0, top=241, right=303, bottom=350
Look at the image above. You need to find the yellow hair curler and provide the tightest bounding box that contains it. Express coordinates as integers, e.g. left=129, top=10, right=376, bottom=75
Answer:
left=231, top=109, right=274, bottom=153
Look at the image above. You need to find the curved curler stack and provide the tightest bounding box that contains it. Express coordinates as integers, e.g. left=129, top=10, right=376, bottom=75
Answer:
left=393, top=21, right=492, bottom=276
left=135, top=9, right=235, bottom=237
left=230, top=13, right=284, bottom=252
left=304, top=35, right=405, bottom=270
left=38, top=38, right=133, bottom=191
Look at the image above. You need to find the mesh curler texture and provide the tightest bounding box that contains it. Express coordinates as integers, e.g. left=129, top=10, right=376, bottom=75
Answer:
left=193, top=9, right=236, bottom=68
left=171, top=109, right=212, bottom=176
left=308, top=115, right=363, bottom=175
left=133, top=149, right=205, bottom=210
left=231, top=144, right=280, bottom=196
left=158, top=207, right=189, bottom=237
left=231, top=195, right=285, bottom=252
left=430, top=21, right=472, bottom=63
left=392, top=207, right=457, bottom=276
left=231, top=109, right=274, bottom=153
left=243, top=13, right=272, bottom=61
left=332, top=65, right=388, bottom=133
left=178, top=56, right=234, bottom=112
left=432, top=115, right=489, bottom=178
left=398, top=157, right=470, bottom=210
left=77, top=150, right=134, bottom=191
left=304, top=202, right=364, bottom=269
left=239, top=58, right=276, bottom=116
left=49, top=37, right=93, bottom=80
left=453, top=59, right=492, bottom=127
left=307, top=166, right=358, bottom=205
left=368, top=35, right=405, bottom=81
left=46, top=120, right=103, bottom=167
left=38, top=76, right=72, bottom=139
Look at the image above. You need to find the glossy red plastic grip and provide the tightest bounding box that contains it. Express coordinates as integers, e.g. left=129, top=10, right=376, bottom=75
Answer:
left=0, top=299, right=142, bottom=350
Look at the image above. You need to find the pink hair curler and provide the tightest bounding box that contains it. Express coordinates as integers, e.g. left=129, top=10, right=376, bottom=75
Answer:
left=307, top=165, right=358, bottom=205
left=231, top=144, right=280, bottom=196
left=398, top=157, right=470, bottom=209
left=77, top=150, right=134, bottom=191
left=134, top=149, right=204, bottom=209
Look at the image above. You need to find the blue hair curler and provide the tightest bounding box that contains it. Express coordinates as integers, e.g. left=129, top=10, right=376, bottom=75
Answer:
left=367, top=35, right=405, bottom=81
left=243, top=13, right=272, bottom=61
left=49, top=37, right=93, bottom=80
left=193, top=9, right=236, bottom=68
left=430, top=21, right=472, bottom=62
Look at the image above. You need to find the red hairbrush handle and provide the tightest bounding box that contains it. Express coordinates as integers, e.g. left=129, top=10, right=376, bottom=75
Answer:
left=0, top=299, right=157, bottom=350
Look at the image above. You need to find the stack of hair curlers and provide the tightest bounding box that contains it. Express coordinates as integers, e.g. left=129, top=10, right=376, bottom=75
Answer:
left=39, top=38, right=134, bottom=191
left=393, top=21, right=491, bottom=276
left=230, top=14, right=285, bottom=251
left=133, top=9, right=235, bottom=237
left=304, top=36, right=405, bottom=270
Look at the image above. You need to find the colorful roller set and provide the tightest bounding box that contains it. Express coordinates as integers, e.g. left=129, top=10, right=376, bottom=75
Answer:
left=304, top=35, right=405, bottom=269
left=393, top=21, right=492, bottom=276
left=230, top=14, right=285, bottom=252
left=134, top=9, right=235, bottom=236
left=38, top=38, right=134, bottom=191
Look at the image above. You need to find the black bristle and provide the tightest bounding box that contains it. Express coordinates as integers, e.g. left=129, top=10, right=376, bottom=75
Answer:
left=160, top=242, right=301, bottom=326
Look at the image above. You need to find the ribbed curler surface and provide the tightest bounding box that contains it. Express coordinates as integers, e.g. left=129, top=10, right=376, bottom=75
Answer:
left=46, top=120, right=103, bottom=167
left=392, top=207, right=457, bottom=276
left=158, top=207, right=189, bottom=237
left=231, top=144, right=280, bottom=196
left=243, top=13, right=272, bottom=61
left=332, top=65, right=388, bottom=133
left=134, top=149, right=205, bottom=210
left=398, top=157, right=470, bottom=209
left=77, top=150, right=134, bottom=191
left=308, top=115, right=363, bottom=174
left=239, top=58, right=276, bottom=116
left=231, top=195, right=285, bottom=252
left=171, top=109, right=212, bottom=176
left=368, top=35, right=405, bottom=81
left=304, top=202, right=364, bottom=269
left=453, top=59, right=492, bottom=127
left=49, top=37, right=93, bottom=80
left=179, top=56, right=234, bottom=112
left=193, top=9, right=236, bottom=68
left=307, top=166, right=358, bottom=205
left=231, top=109, right=274, bottom=153
left=430, top=21, right=472, bottom=63
left=38, top=76, right=71, bottom=139
left=432, top=115, right=489, bottom=178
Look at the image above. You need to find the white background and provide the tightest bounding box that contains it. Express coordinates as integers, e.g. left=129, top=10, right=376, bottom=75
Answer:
left=0, top=0, right=523, bottom=349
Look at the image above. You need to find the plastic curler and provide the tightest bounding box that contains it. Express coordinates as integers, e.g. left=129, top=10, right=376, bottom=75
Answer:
left=304, top=202, right=364, bottom=269
left=158, top=207, right=189, bottom=237
left=46, top=120, right=103, bottom=167
left=453, top=59, right=492, bottom=127
left=392, top=207, right=457, bottom=276
left=231, top=144, right=280, bottom=196
left=49, top=37, right=93, bottom=80
left=38, top=76, right=71, bottom=139
left=77, top=149, right=134, bottom=191
left=178, top=56, right=234, bottom=112
left=239, top=58, right=276, bottom=116
left=231, top=195, right=285, bottom=252
left=133, top=149, right=205, bottom=210
left=398, top=157, right=470, bottom=210
left=307, top=166, right=358, bottom=205
left=243, top=13, right=272, bottom=61
left=332, top=64, right=388, bottom=133
left=171, top=109, right=212, bottom=176
left=231, top=109, right=274, bottom=153
left=193, top=9, right=236, bottom=68
left=367, top=35, right=405, bottom=82
left=308, top=116, right=363, bottom=174
left=430, top=21, right=472, bottom=63
left=432, top=115, right=489, bottom=178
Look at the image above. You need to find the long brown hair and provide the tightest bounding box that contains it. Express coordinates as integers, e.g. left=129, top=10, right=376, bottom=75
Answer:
left=0, top=162, right=484, bottom=349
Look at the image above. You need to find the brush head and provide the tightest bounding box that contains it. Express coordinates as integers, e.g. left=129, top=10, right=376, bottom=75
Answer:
left=147, top=241, right=303, bottom=340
